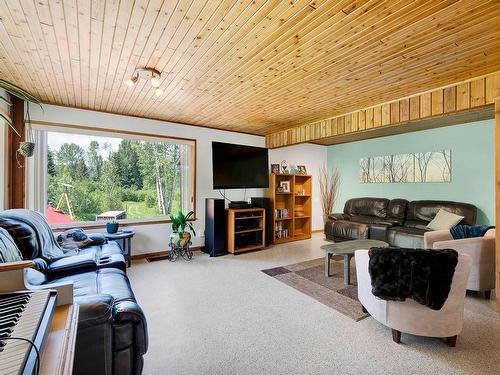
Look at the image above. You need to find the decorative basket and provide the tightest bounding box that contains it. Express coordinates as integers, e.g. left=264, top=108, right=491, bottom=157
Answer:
left=17, top=141, right=35, bottom=157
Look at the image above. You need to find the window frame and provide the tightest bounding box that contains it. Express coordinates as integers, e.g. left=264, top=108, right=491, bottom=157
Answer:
left=28, top=121, right=197, bottom=229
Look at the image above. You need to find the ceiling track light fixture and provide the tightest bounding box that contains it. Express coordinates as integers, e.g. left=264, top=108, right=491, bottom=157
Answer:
left=125, top=67, right=163, bottom=96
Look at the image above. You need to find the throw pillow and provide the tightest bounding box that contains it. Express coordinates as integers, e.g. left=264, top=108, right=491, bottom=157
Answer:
left=427, top=209, right=464, bottom=231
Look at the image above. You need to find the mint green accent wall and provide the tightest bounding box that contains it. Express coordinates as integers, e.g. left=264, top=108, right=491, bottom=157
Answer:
left=327, top=120, right=495, bottom=225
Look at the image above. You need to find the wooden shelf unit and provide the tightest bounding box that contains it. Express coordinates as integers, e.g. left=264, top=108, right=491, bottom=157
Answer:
left=268, top=173, right=312, bottom=244
left=227, top=208, right=265, bottom=254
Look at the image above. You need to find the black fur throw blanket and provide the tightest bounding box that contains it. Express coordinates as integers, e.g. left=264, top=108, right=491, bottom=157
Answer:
left=368, top=247, right=458, bottom=310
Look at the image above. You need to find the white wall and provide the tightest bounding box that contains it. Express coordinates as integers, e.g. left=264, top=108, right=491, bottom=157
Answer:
left=269, top=143, right=327, bottom=231
left=0, top=89, right=9, bottom=211
left=29, top=104, right=266, bottom=255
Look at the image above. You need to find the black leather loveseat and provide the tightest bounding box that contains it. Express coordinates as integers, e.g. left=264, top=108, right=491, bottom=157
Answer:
left=325, top=198, right=477, bottom=248
left=0, top=209, right=148, bottom=375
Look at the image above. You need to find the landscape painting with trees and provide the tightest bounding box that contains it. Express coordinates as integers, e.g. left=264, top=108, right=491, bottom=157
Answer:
left=46, top=131, right=193, bottom=223
left=360, top=150, right=451, bottom=184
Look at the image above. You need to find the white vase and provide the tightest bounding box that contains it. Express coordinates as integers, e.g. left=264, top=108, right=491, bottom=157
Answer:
left=169, top=232, right=191, bottom=247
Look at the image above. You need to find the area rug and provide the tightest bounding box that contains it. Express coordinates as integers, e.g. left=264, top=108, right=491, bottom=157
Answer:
left=262, top=258, right=369, bottom=321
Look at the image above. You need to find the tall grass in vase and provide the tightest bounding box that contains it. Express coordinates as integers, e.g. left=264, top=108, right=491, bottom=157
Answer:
left=319, top=164, right=341, bottom=224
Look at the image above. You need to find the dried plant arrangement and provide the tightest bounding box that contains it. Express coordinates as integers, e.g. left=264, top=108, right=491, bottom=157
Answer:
left=319, top=164, right=340, bottom=224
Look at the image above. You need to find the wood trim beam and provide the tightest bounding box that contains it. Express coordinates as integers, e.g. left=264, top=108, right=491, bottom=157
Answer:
left=266, top=72, right=500, bottom=148
left=7, top=96, right=25, bottom=208
left=311, top=106, right=494, bottom=146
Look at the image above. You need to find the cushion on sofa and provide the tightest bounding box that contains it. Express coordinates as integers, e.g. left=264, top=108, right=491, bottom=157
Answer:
left=403, top=220, right=430, bottom=230
left=406, top=200, right=476, bottom=226
left=325, top=220, right=369, bottom=241
left=80, top=242, right=123, bottom=257
left=45, top=253, right=98, bottom=278
left=344, top=198, right=390, bottom=218
left=387, top=199, right=408, bottom=223
left=427, top=209, right=464, bottom=231
left=328, top=213, right=350, bottom=221
left=349, top=215, right=388, bottom=225
left=388, top=227, right=430, bottom=248
left=50, top=268, right=136, bottom=302
left=389, top=227, right=430, bottom=236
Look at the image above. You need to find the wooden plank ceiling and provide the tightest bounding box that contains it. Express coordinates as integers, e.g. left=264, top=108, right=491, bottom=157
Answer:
left=0, top=0, right=499, bottom=136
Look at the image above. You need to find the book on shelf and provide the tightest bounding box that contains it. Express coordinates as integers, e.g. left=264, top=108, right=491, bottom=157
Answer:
left=275, top=208, right=289, bottom=219
left=274, top=221, right=289, bottom=239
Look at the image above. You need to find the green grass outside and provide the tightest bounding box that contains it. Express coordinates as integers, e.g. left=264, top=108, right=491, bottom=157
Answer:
left=123, top=201, right=167, bottom=219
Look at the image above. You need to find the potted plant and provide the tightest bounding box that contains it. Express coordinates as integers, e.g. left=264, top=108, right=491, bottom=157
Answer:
left=0, top=79, right=41, bottom=135
left=17, top=102, right=35, bottom=158
left=106, top=219, right=119, bottom=234
left=0, top=79, right=42, bottom=161
left=169, top=210, right=196, bottom=248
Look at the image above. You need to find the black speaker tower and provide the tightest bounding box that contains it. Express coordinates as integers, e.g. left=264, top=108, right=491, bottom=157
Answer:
left=251, top=197, right=272, bottom=246
left=204, top=198, right=227, bottom=257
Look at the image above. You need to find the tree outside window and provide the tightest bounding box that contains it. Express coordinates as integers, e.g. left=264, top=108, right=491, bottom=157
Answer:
left=44, top=131, right=194, bottom=224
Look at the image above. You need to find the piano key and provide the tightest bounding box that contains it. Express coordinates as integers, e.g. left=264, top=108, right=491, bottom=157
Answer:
left=0, top=305, right=25, bottom=315
left=0, top=300, right=27, bottom=309
left=0, top=291, right=53, bottom=375
left=0, top=295, right=30, bottom=303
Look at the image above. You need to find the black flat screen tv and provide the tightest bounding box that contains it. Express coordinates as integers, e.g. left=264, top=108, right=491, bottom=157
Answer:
left=212, top=142, right=269, bottom=189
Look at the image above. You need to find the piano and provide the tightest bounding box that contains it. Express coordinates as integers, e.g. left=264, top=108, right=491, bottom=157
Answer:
left=0, top=290, right=57, bottom=375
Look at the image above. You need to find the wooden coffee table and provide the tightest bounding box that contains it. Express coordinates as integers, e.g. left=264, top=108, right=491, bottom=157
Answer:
left=321, top=239, right=389, bottom=285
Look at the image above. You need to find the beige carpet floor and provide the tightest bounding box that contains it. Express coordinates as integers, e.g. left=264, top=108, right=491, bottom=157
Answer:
left=128, top=233, right=500, bottom=375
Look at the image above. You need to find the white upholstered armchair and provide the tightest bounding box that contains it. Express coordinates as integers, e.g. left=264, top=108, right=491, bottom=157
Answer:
left=355, top=250, right=471, bottom=346
left=424, top=228, right=495, bottom=299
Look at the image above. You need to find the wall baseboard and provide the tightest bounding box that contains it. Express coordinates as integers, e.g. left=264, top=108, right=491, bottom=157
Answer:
left=131, top=246, right=204, bottom=260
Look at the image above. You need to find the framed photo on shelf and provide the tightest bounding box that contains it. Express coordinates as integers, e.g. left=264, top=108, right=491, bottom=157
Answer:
left=280, top=181, right=291, bottom=192
left=297, top=165, right=307, bottom=174
left=271, top=163, right=281, bottom=174
left=281, top=160, right=288, bottom=174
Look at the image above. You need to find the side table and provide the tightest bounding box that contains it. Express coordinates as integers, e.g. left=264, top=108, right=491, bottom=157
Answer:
left=105, top=230, right=135, bottom=267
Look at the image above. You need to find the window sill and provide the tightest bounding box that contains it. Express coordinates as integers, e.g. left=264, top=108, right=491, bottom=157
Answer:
left=51, top=217, right=197, bottom=232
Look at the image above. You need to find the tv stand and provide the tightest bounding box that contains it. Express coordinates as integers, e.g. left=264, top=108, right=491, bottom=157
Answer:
left=227, top=208, right=265, bottom=253
left=228, top=201, right=250, bottom=209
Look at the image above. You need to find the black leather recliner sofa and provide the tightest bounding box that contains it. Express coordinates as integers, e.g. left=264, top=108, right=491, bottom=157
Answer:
left=325, top=198, right=477, bottom=248
left=0, top=209, right=148, bottom=375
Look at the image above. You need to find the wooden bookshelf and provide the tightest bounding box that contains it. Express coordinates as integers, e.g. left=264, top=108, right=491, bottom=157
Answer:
left=268, top=173, right=312, bottom=244
left=227, top=208, right=266, bottom=254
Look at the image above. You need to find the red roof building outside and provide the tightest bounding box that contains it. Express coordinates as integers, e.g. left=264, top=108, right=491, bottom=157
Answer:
left=46, top=204, right=76, bottom=224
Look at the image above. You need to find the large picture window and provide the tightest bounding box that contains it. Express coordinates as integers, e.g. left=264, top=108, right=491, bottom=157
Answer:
left=27, top=126, right=195, bottom=226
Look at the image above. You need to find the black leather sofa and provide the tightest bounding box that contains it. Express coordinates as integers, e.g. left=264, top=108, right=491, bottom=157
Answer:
left=0, top=209, right=148, bottom=375
left=325, top=198, right=477, bottom=247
